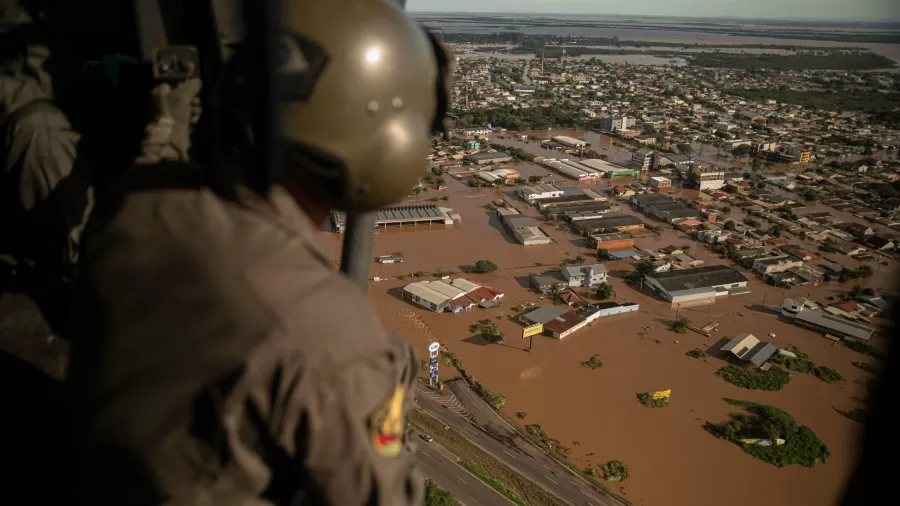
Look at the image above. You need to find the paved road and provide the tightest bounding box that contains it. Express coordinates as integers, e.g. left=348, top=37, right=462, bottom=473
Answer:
left=415, top=437, right=514, bottom=506
left=415, top=381, right=624, bottom=506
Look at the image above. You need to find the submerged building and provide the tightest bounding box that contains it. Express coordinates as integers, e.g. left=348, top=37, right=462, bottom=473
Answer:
left=781, top=298, right=874, bottom=342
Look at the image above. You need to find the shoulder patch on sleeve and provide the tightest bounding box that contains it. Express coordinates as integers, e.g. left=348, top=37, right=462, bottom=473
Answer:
left=369, top=384, right=407, bottom=457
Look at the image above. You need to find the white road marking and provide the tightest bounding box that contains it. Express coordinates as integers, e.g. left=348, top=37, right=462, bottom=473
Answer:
left=457, top=476, right=468, bottom=485
left=545, top=476, right=559, bottom=485
left=466, top=426, right=478, bottom=434
left=543, top=465, right=552, bottom=471
left=502, top=450, right=516, bottom=459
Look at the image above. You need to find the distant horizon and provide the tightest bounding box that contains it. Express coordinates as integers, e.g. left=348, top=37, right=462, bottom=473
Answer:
left=409, top=10, right=900, bottom=25
left=405, top=0, right=900, bottom=25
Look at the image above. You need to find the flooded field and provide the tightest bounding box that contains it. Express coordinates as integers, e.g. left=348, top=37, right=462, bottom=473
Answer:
left=317, top=169, right=894, bottom=506
left=425, top=22, right=900, bottom=63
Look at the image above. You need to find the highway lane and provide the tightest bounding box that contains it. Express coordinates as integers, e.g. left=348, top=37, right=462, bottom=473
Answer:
left=415, top=437, right=514, bottom=506
left=415, top=382, right=623, bottom=506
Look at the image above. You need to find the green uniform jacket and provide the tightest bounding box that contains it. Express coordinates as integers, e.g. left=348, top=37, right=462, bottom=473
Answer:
left=66, top=165, right=424, bottom=506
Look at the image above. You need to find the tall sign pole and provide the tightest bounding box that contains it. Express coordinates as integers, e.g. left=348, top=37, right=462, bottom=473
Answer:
left=428, top=342, right=440, bottom=387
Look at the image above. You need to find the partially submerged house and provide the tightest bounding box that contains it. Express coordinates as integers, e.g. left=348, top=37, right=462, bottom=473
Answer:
left=721, top=333, right=777, bottom=369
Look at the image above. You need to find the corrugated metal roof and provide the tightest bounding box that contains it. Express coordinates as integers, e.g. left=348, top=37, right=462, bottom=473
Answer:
left=722, top=333, right=759, bottom=356
left=747, top=343, right=777, bottom=367
left=796, top=309, right=874, bottom=340
left=403, top=283, right=450, bottom=305
left=522, top=305, right=569, bottom=324
left=375, top=205, right=443, bottom=221
left=423, top=281, right=467, bottom=299
left=451, top=278, right=481, bottom=292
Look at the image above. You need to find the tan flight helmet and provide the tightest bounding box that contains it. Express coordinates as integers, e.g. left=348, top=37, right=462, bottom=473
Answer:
left=279, top=0, right=451, bottom=212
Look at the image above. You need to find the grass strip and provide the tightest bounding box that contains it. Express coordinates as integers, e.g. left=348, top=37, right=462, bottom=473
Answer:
left=410, top=409, right=565, bottom=506
left=425, top=479, right=461, bottom=506
left=459, top=460, right=527, bottom=506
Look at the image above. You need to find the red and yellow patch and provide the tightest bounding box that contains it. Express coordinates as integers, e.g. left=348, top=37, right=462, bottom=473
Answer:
left=370, top=385, right=407, bottom=457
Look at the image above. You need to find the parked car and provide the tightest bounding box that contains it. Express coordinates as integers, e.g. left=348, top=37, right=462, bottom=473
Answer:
left=419, top=433, right=434, bottom=443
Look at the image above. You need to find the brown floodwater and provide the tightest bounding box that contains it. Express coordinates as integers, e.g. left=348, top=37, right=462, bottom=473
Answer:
left=317, top=172, right=891, bottom=506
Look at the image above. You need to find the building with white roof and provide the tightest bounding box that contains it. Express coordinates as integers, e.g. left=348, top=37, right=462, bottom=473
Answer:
left=541, top=159, right=600, bottom=181
left=402, top=278, right=504, bottom=313
left=551, top=135, right=587, bottom=148
left=518, top=184, right=564, bottom=201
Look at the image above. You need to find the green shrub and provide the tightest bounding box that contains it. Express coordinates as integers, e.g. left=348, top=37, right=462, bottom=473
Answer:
left=636, top=392, right=670, bottom=408
left=686, top=349, right=707, bottom=359
left=704, top=398, right=829, bottom=468
left=669, top=317, right=691, bottom=334
left=472, top=260, right=499, bottom=274
left=470, top=319, right=504, bottom=344
left=852, top=362, right=877, bottom=374
left=814, top=366, right=844, bottom=384
left=834, top=407, right=865, bottom=423
left=845, top=340, right=886, bottom=359
left=716, top=365, right=791, bottom=391
left=525, top=424, right=547, bottom=438
left=770, top=346, right=843, bottom=384
left=581, top=355, right=604, bottom=369
left=599, top=460, right=629, bottom=482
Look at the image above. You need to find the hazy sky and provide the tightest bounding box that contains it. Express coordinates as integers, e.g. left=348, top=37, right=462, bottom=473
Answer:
left=407, top=0, right=900, bottom=23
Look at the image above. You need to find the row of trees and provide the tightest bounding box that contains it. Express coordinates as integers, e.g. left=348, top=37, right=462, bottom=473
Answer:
left=454, top=104, right=584, bottom=131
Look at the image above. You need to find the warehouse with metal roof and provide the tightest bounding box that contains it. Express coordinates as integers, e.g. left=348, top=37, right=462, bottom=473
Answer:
left=644, top=265, right=749, bottom=303
left=787, top=306, right=875, bottom=342
left=541, top=159, right=600, bottom=180
left=551, top=135, right=587, bottom=148
left=332, top=205, right=456, bottom=232
left=573, top=214, right=646, bottom=235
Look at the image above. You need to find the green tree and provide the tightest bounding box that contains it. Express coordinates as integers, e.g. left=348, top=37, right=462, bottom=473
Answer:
left=596, top=282, right=614, bottom=300
left=677, top=143, right=694, bottom=154
left=472, top=260, right=498, bottom=273
left=724, top=220, right=737, bottom=231
left=470, top=319, right=504, bottom=344
left=670, top=317, right=691, bottom=334
left=599, top=460, right=629, bottom=481
left=626, top=261, right=654, bottom=284
left=771, top=225, right=782, bottom=238
left=528, top=175, right=543, bottom=184
left=803, top=190, right=817, bottom=202
left=597, top=248, right=610, bottom=260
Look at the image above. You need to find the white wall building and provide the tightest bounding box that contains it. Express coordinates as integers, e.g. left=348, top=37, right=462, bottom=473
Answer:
left=518, top=184, right=564, bottom=201
left=561, top=263, right=609, bottom=287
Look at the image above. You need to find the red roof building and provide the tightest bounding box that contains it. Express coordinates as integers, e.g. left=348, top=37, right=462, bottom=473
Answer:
left=542, top=311, right=587, bottom=339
